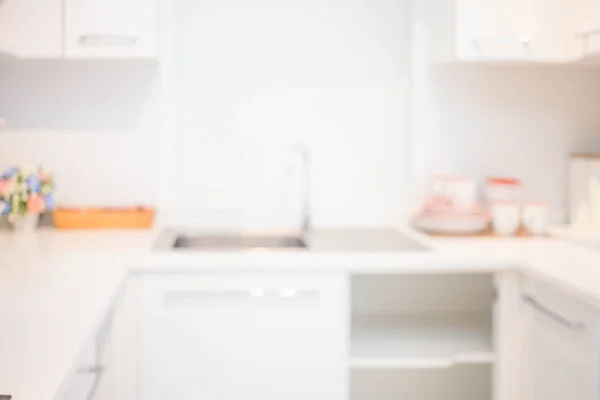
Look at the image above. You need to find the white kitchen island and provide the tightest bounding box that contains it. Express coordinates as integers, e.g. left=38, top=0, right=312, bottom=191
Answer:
left=0, top=228, right=599, bottom=400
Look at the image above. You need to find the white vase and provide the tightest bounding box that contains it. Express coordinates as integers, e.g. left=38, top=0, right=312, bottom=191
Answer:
left=12, top=214, right=39, bottom=233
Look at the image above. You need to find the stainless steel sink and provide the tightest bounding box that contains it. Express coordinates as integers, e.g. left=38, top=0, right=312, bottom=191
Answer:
left=171, top=234, right=308, bottom=250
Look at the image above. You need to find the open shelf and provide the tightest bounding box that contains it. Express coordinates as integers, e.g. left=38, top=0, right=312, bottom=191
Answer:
left=352, top=365, right=492, bottom=400
left=350, top=274, right=495, bottom=400
left=351, top=313, right=493, bottom=369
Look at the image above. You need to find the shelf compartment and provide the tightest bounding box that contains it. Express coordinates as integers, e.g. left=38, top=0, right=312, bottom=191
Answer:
left=352, top=274, right=494, bottom=315
left=351, top=312, right=493, bottom=369
left=352, top=365, right=492, bottom=400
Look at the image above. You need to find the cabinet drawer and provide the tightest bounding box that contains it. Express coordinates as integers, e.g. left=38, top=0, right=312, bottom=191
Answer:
left=140, top=273, right=349, bottom=400
left=64, top=0, right=157, bottom=59
left=142, top=273, right=346, bottom=302
left=522, top=278, right=598, bottom=357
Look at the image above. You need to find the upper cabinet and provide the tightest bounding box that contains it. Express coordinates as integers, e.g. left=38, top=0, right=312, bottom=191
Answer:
left=425, top=0, right=600, bottom=63
left=64, top=0, right=157, bottom=59
left=567, top=0, right=600, bottom=60
left=0, top=0, right=62, bottom=58
left=455, top=0, right=540, bottom=61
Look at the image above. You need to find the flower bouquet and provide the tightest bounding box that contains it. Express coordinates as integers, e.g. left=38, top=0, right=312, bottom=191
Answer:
left=0, top=167, right=55, bottom=229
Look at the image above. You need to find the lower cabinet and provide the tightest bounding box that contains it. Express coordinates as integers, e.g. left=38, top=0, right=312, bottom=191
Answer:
left=57, top=282, right=136, bottom=400
left=88, top=305, right=117, bottom=400
left=59, top=338, right=101, bottom=400
left=139, top=273, right=349, bottom=400
left=352, top=365, right=492, bottom=400
left=94, top=281, right=139, bottom=400
left=350, top=273, right=496, bottom=400
left=56, top=270, right=600, bottom=400
left=520, top=278, right=599, bottom=400
left=59, top=312, right=115, bottom=400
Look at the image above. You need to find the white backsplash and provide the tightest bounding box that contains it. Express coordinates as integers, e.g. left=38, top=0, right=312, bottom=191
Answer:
left=412, top=65, right=600, bottom=223
left=164, top=0, right=413, bottom=227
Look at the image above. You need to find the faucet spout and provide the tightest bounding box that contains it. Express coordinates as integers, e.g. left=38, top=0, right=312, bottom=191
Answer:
left=289, top=143, right=311, bottom=237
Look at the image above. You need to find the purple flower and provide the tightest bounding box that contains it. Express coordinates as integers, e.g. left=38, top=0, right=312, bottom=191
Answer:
left=1, top=167, right=18, bottom=180
left=44, top=195, right=55, bottom=211
left=26, top=175, right=41, bottom=192
left=0, top=199, right=10, bottom=216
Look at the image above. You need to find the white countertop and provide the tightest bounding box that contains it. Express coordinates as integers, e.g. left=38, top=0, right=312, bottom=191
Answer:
left=1, top=227, right=600, bottom=400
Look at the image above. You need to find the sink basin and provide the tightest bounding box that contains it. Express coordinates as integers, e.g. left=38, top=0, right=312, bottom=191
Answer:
left=171, top=235, right=308, bottom=250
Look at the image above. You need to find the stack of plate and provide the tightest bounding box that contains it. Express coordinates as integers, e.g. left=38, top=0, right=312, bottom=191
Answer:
left=411, top=211, right=490, bottom=235
left=412, top=175, right=491, bottom=236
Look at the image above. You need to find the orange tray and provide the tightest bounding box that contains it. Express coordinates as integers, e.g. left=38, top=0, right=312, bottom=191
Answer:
left=53, top=207, right=155, bottom=230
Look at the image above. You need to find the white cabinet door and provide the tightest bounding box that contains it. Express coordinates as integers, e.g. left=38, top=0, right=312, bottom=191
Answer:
left=93, top=307, right=118, bottom=400
left=569, top=0, right=600, bottom=59
left=140, top=274, right=348, bottom=400
left=94, top=280, right=140, bottom=400
left=64, top=0, right=157, bottom=59
left=494, top=272, right=526, bottom=400
left=526, top=322, right=596, bottom=400
left=456, top=0, right=539, bottom=60
left=58, top=283, right=138, bottom=400
left=0, top=0, right=62, bottom=58
left=63, top=306, right=119, bottom=400
left=520, top=280, right=598, bottom=400
left=59, top=339, right=99, bottom=400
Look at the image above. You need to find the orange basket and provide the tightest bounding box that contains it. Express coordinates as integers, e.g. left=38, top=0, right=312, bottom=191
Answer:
left=53, top=207, right=155, bottom=230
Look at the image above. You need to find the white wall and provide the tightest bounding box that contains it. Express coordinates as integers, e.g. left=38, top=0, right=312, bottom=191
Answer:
left=166, top=0, right=413, bottom=228
left=412, top=65, right=600, bottom=222
left=0, top=61, right=161, bottom=207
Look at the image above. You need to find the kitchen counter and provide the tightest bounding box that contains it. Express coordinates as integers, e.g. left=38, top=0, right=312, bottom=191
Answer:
left=1, top=227, right=600, bottom=400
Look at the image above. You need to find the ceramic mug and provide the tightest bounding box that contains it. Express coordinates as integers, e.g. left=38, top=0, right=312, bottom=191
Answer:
left=486, top=177, right=521, bottom=204
left=491, top=202, right=520, bottom=236
left=522, top=202, right=548, bottom=236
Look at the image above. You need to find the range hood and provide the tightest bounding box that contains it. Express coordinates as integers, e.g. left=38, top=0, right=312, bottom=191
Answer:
left=0, top=50, right=15, bottom=61
left=0, top=0, right=16, bottom=61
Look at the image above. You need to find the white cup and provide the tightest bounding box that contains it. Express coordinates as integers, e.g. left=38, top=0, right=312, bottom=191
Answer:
left=491, top=202, right=520, bottom=236
left=522, top=202, right=548, bottom=236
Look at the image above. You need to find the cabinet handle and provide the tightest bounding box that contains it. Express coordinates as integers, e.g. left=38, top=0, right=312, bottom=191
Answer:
left=164, top=289, right=320, bottom=302
left=522, top=295, right=585, bottom=331
left=79, top=34, right=139, bottom=47
left=77, top=365, right=105, bottom=400
left=577, top=28, right=600, bottom=54
left=472, top=35, right=532, bottom=55
left=78, top=365, right=104, bottom=375
left=577, top=27, right=600, bottom=38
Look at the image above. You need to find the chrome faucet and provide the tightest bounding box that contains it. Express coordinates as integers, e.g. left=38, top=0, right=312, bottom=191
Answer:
left=288, top=143, right=311, bottom=237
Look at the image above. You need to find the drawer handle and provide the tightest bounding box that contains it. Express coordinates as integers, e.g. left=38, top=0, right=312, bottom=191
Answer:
left=577, top=27, right=600, bottom=38
left=79, top=34, right=139, bottom=47
left=164, top=289, right=319, bottom=302
left=522, top=295, right=586, bottom=331
left=77, top=365, right=105, bottom=400
left=472, top=35, right=532, bottom=55
left=78, top=365, right=104, bottom=374
left=577, top=28, right=600, bottom=54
